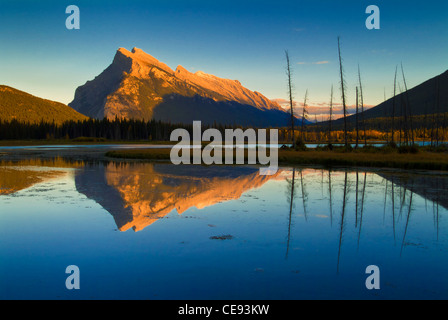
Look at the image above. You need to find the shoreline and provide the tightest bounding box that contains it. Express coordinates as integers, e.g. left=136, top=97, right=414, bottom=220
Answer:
left=105, top=147, right=448, bottom=171
left=0, top=139, right=440, bottom=147
left=1, top=143, right=447, bottom=172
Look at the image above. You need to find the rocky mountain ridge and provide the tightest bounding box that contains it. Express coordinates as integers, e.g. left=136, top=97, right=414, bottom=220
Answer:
left=69, top=47, right=295, bottom=126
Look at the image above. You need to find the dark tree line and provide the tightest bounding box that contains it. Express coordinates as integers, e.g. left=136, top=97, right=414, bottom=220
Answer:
left=0, top=118, right=175, bottom=140
left=0, top=118, right=266, bottom=141
left=0, top=118, right=178, bottom=141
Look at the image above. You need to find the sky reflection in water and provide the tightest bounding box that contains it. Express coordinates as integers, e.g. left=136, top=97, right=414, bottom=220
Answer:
left=0, top=160, right=447, bottom=299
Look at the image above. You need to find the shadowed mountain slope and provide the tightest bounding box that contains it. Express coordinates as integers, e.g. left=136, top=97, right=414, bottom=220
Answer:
left=0, top=85, right=88, bottom=124
left=321, top=69, right=448, bottom=127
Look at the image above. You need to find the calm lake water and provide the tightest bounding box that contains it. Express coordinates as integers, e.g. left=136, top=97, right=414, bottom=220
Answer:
left=0, top=159, right=447, bottom=300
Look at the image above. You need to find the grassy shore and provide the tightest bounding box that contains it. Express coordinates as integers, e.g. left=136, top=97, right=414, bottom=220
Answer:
left=0, top=138, right=404, bottom=147
left=105, top=146, right=448, bottom=171
left=3, top=139, right=447, bottom=171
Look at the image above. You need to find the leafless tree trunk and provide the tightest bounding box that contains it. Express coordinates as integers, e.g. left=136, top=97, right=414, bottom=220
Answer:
left=401, top=63, right=414, bottom=145
left=398, top=83, right=409, bottom=145
left=443, top=111, right=447, bottom=145
left=285, top=50, right=295, bottom=148
left=358, top=65, right=366, bottom=146
left=384, top=88, right=388, bottom=143
left=356, top=86, right=359, bottom=148
left=328, top=85, right=334, bottom=145
left=338, top=37, right=348, bottom=147
left=301, top=90, right=308, bottom=142
left=436, top=77, right=440, bottom=147
left=423, top=103, right=428, bottom=147
left=391, top=66, right=397, bottom=144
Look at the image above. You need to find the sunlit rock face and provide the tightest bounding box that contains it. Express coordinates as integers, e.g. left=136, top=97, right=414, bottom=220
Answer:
left=69, top=47, right=294, bottom=126
left=75, top=163, right=279, bottom=232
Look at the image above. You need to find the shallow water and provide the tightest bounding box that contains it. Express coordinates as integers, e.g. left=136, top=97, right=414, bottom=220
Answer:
left=0, top=159, right=447, bottom=299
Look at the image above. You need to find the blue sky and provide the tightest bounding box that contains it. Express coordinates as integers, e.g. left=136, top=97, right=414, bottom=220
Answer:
left=0, top=0, right=447, bottom=117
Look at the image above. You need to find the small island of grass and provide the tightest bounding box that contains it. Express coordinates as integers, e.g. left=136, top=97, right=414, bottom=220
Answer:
left=105, top=143, right=448, bottom=171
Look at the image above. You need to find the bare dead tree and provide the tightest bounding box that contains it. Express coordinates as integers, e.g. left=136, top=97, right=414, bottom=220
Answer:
left=356, top=86, right=359, bottom=148
left=398, top=82, right=409, bottom=145
left=391, top=66, right=398, bottom=144
left=328, top=85, right=334, bottom=145
left=338, top=37, right=349, bottom=147
left=435, top=76, right=440, bottom=147
left=401, top=63, right=415, bottom=145
left=431, top=104, right=436, bottom=147
left=384, top=87, right=388, bottom=143
left=424, top=103, right=428, bottom=147
left=358, top=65, right=367, bottom=146
left=301, top=89, right=308, bottom=142
left=443, top=111, right=447, bottom=145
left=285, top=50, right=295, bottom=148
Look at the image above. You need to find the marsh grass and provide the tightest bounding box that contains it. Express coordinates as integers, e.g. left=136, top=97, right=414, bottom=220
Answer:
left=106, top=145, right=448, bottom=171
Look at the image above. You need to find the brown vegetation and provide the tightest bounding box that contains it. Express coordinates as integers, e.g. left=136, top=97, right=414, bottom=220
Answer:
left=105, top=145, right=448, bottom=171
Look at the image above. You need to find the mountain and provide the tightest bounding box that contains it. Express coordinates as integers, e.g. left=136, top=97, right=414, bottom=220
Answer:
left=75, top=163, right=280, bottom=232
left=379, top=172, right=448, bottom=210
left=327, top=69, right=448, bottom=127
left=69, top=47, right=297, bottom=127
left=0, top=85, right=88, bottom=124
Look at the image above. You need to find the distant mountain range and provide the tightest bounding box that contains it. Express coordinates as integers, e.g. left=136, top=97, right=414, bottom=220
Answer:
left=0, top=85, right=87, bottom=124
left=1, top=47, right=445, bottom=129
left=69, top=47, right=299, bottom=127
left=327, top=69, right=448, bottom=127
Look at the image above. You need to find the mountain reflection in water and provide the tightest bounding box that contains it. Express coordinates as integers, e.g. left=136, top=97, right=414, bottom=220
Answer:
left=1, top=159, right=446, bottom=236
left=75, top=163, right=280, bottom=232
left=1, top=158, right=447, bottom=299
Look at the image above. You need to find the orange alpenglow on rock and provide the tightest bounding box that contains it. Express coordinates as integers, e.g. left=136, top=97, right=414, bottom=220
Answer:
left=69, top=47, right=296, bottom=127
left=75, top=163, right=280, bottom=232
